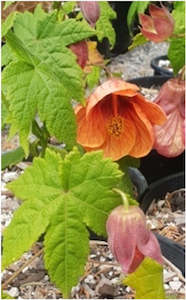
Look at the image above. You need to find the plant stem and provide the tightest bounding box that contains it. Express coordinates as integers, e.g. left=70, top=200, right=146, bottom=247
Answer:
left=2, top=248, right=43, bottom=290
left=113, top=188, right=129, bottom=209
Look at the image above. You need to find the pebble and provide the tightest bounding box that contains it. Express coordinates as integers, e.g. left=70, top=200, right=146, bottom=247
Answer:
left=169, top=280, right=182, bottom=291
left=84, top=275, right=96, bottom=284
left=7, top=287, right=19, bottom=297
left=100, top=256, right=106, bottom=262
left=164, top=284, right=170, bottom=290
left=3, top=172, right=18, bottom=182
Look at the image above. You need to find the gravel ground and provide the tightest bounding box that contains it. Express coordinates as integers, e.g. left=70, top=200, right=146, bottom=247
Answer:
left=2, top=42, right=185, bottom=299
left=108, top=41, right=169, bottom=80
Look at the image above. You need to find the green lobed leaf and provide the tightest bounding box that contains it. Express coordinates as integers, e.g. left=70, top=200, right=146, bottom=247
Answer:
left=2, top=147, right=25, bottom=170
left=2, top=44, right=15, bottom=67
left=3, top=31, right=78, bottom=154
left=13, top=9, right=95, bottom=49
left=127, top=1, right=149, bottom=33
left=44, top=197, right=89, bottom=298
left=2, top=11, right=17, bottom=37
left=96, top=1, right=116, bottom=48
left=124, top=257, right=165, bottom=299
left=4, top=147, right=123, bottom=296
left=62, top=1, right=76, bottom=14
left=168, top=37, right=185, bottom=74
left=86, top=66, right=101, bottom=90
left=128, top=33, right=148, bottom=51
left=172, top=2, right=185, bottom=35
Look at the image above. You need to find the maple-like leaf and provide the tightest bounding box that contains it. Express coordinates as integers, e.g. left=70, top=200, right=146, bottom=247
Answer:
left=124, top=257, right=165, bottom=299
left=3, top=148, right=123, bottom=297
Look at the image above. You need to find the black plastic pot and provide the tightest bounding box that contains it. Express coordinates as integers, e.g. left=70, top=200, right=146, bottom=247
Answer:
left=150, top=55, right=174, bottom=77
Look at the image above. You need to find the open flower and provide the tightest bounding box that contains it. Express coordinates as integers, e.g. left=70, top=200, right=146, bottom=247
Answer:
left=106, top=205, right=163, bottom=274
left=153, top=78, right=185, bottom=157
left=75, top=79, right=166, bottom=161
left=139, top=4, right=174, bottom=42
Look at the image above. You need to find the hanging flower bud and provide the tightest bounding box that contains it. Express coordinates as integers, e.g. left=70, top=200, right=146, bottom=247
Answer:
left=106, top=205, right=163, bottom=274
left=139, top=4, right=174, bottom=42
left=153, top=78, right=185, bottom=157
left=79, top=1, right=100, bottom=27
left=69, top=40, right=88, bottom=69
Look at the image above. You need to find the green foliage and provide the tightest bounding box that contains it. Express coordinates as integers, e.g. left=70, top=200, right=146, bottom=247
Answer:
left=3, top=1, right=15, bottom=10
left=2, top=5, right=95, bottom=155
left=3, top=148, right=123, bottom=296
left=2, top=11, right=17, bottom=37
left=96, top=1, right=116, bottom=48
left=127, top=1, right=149, bottom=34
left=168, top=37, right=185, bottom=74
left=124, top=257, right=165, bottom=299
left=2, top=44, right=14, bottom=67
left=118, top=156, right=139, bottom=205
left=172, top=1, right=185, bottom=35
left=168, top=2, right=185, bottom=74
left=2, top=291, right=14, bottom=299
left=128, top=33, right=148, bottom=51
left=62, top=1, right=76, bottom=14
left=86, top=66, right=101, bottom=90
left=2, top=147, right=25, bottom=170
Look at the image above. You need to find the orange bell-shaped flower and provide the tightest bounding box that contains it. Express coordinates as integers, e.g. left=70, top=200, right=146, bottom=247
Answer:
left=139, top=4, right=174, bottom=43
left=153, top=78, right=185, bottom=157
left=106, top=205, right=163, bottom=274
left=75, top=78, right=166, bottom=161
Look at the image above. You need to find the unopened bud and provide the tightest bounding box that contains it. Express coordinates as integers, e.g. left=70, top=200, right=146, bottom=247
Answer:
left=106, top=205, right=163, bottom=274
left=79, top=1, right=100, bottom=27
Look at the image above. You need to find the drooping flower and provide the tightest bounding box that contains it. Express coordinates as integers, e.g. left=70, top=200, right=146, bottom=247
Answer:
left=139, top=4, right=174, bottom=43
left=106, top=205, right=163, bottom=274
left=69, top=40, right=88, bottom=69
left=153, top=78, right=185, bottom=157
left=79, top=1, right=100, bottom=27
left=75, top=79, right=166, bottom=161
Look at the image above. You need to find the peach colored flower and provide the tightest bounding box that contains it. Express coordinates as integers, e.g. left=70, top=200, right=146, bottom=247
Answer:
left=153, top=78, right=185, bottom=157
left=75, top=79, right=166, bottom=161
left=139, top=4, right=174, bottom=43
left=106, top=205, right=163, bottom=274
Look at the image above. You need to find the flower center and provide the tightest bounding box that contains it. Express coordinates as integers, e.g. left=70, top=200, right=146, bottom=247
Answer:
left=107, top=116, right=123, bottom=137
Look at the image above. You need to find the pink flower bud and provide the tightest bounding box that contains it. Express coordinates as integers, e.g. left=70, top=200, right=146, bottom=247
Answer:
left=79, top=1, right=100, bottom=27
left=106, top=205, right=163, bottom=274
left=153, top=78, right=185, bottom=157
left=139, top=4, right=174, bottom=42
left=69, top=40, right=88, bottom=69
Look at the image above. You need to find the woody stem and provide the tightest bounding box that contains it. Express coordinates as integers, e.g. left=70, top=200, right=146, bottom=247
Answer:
left=113, top=188, right=129, bottom=210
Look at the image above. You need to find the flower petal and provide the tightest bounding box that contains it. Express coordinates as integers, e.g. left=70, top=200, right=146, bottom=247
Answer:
left=133, top=93, right=167, bottom=125
left=76, top=104, right=106, bottom=147
left=128, top=103, right=154, bottom=157
left=139, top=14, right=156, bottom=32
left=137, top=232, right=163, bottom=265
left=86, top=79, right=139, bottom=116
left=101, top=117, right=136, bottom=161
left=154, top=110, right=185, bottom=157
